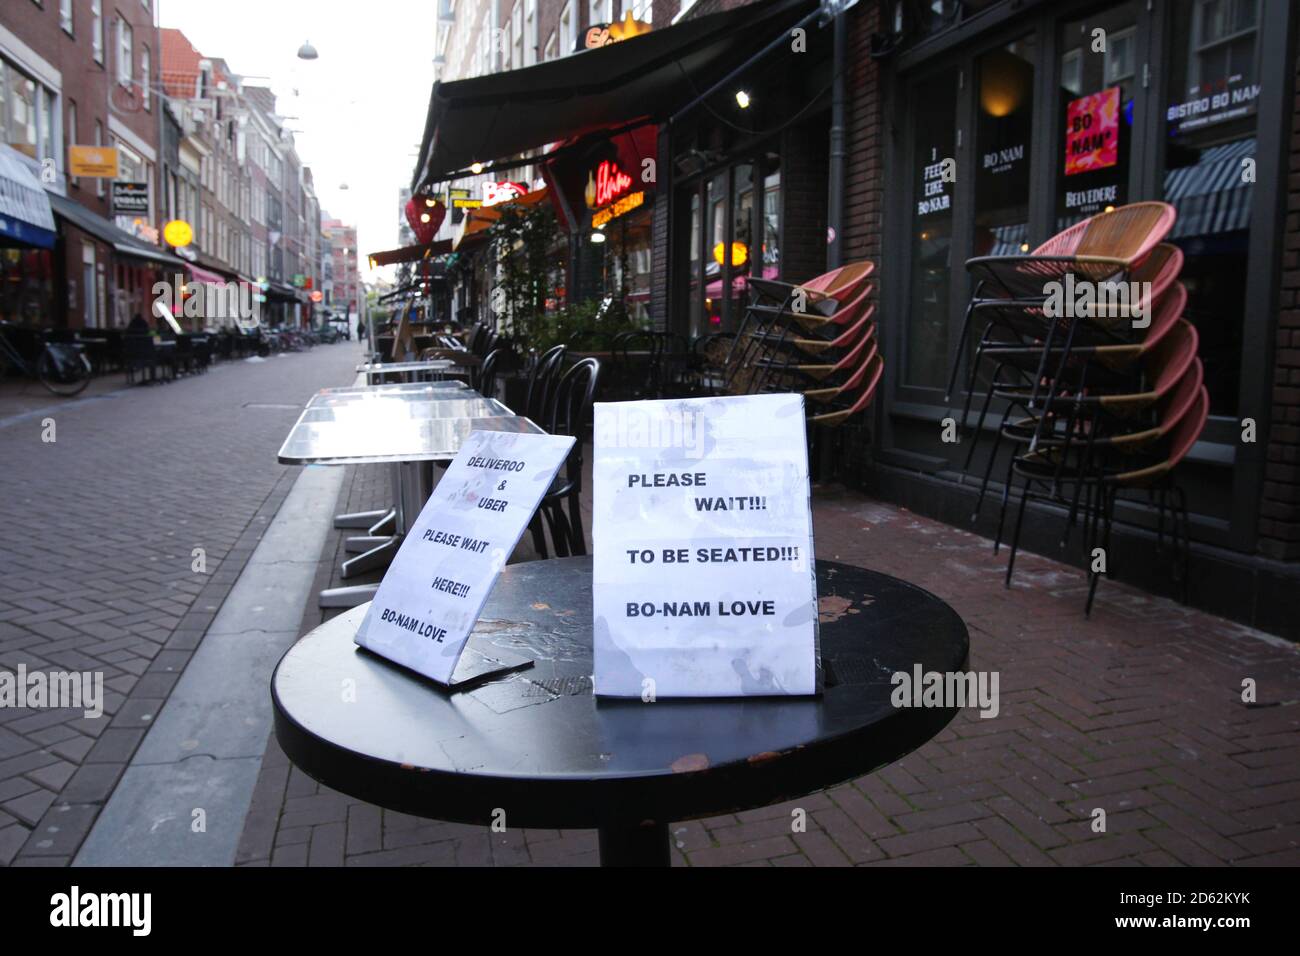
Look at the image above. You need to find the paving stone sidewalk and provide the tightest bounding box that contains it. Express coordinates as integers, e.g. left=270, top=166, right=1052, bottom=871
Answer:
left=237, top=458, right=1300, bottom=867
left=0, top=344, right=365, bottom=865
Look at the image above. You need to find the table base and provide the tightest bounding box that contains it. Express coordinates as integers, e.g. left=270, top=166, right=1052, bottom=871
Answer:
left=333, top=508, right=388, bottom=530
left=318, top=584, right=378, bottom=609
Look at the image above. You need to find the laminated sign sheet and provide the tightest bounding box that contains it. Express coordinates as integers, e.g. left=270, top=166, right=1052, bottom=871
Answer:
left=354, top=429, right=575, bottom=685
left=592, top=393, right=819, bottom=697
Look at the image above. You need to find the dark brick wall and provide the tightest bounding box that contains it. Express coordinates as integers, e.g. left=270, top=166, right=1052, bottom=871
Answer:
left=1260, top=49, right=1300, bottom=559
left=779, top=118, right=830, bottom=283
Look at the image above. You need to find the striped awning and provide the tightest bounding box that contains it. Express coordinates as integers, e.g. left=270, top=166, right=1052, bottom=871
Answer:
left=0, top=144, right=56, bottom=248
left=1164, top=138, right=1255, bottom=239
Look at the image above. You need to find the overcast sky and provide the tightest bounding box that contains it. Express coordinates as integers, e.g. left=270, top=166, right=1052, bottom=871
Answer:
left=158, top=0, right=436, bottom=282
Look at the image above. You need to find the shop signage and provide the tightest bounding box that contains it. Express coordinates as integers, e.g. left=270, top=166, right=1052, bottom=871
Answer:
left=591, top=393, right=819, bottom=698
left=482, top=181, right=526, bottom=206
left=292, top=274, right=306, bottom=288
left=1065, top=87, right=1120, bottom=176
left=353, top=430, right=576, bottom=686
left=917, top=156, right=952, bottom=217
left=1167, top=78, right=1260, bottom=134
left=111, top=182, right=149, bottom=216
left=585, top=160, right=634, bottom=209
left=591, top=190, right=644, bottom=227
left=583, top=12, right=651, bottom=50
left=163, top=219, right=194, bottom=248
left=68, top=145, right=119, bottom=178
left=310, top=290, right=323, bottom=302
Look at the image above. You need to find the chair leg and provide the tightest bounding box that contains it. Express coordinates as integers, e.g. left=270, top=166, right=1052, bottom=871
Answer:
left=528, top=513, right=549, bottom=560
left=1085, top=485, right=1117, bottom=617
left=974, top=405, right=1011, bottom=522
left=993, top=447, right=1018, bottom=554
left=1005, top=474, right=1032, bottom=588
left=567, top=497, right=587, bottom=557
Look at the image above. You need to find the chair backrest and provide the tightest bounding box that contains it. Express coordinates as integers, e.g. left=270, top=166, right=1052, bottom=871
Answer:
left=1137, top=281, right=1187, bottom=352
left=1075, top=201, right=1176, bottom=264
left=1143, top=319, right=1198, bottom=400
left=805, top=260, right=876, bottom=298
left=1163, top=385, right=1209, bottom=471
left=1155, top=357, right=1204, bottom=439
left=545, top=357, right=601, bottom=485
left=477, top=348, right=502, bottom=398
left=1031, top=217, right=1093, bottom=258
left=526, top=344, right=567, bottom=421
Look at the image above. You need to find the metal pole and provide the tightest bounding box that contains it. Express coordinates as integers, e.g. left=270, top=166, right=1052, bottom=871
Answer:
left=826, top=6, right=846, bottom=270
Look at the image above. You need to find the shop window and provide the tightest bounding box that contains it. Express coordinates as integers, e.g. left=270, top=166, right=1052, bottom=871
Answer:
left=974, top=37, right=1035, bottom=258
left=1161, top=0, right=1261, bottom=416
left=904, top=69, right=958, bottom=389
left=1055, top=4, right=1138, bottom=231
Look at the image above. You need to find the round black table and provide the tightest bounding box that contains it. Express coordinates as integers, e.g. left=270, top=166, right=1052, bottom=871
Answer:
left=272, top=557, right=969, bottom=866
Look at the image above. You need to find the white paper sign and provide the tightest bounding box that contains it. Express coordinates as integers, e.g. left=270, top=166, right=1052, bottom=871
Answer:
left=354, top=429, right=575, bottom=684
left=592, top=394, right=819, bottom=697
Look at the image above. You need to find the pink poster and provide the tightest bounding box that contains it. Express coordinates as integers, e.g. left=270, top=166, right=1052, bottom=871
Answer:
left=1065, top=87, right=1120, bottom=176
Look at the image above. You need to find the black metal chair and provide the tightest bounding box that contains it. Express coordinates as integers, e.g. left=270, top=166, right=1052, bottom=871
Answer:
left=123, top=334, right=163, bottom=385
left=476, top=348, right=503, bottom=399
left=524, top=344, right=567, bottom=422
left=529, top=357, right=601, bottom=559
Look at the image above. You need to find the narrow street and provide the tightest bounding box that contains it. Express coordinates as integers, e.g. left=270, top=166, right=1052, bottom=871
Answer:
left=0, top=343, right=363, bottom=864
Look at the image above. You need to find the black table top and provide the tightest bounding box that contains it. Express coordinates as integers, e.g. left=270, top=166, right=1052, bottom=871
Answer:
left=272, top=557, right=969, bottom=829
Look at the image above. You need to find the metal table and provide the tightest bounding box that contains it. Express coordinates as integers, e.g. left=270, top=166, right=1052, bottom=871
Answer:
left=356, top=360, right=455, bottom=384
left=272, top=557, right=970, bottom=866
left=277, top=391, right=543, bottom=607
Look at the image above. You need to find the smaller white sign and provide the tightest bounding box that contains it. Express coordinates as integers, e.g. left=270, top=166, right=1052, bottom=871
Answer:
left=354, top=429, right=575, bottom=684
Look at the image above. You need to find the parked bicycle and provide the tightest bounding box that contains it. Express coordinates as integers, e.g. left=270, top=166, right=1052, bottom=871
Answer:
left=0, top=321, right=93, bottom=396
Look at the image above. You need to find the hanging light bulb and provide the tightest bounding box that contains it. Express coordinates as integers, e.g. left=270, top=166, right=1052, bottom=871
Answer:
left=735, top=90, right=751, bottom=109
left=296, top=40, right=319, bottom=60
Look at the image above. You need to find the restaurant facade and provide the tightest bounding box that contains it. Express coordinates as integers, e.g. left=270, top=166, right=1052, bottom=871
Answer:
left=412, top=0, right=1300, bottom=630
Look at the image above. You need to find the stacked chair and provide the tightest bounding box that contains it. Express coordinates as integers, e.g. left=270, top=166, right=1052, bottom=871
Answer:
left=719, top=259, right=883, bottom=428
left=949, top=201, right=1209, bottom=614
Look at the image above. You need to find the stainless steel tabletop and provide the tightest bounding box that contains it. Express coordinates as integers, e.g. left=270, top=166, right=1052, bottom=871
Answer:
left=278, top=399, right=543, bottom=465
left=356, top=360, right=455, bottom=373
left=297, top=396, right=504, bottom=424
left=308, top=381, right=469, bottom=407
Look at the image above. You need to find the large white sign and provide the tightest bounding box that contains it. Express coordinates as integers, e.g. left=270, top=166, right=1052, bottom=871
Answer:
left=592, top=394, right=819, bottom=697
left=354, top=429, right=575, bottom=684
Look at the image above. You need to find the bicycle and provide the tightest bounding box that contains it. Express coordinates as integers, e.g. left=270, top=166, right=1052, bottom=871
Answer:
left=0, top=321, right=93, bottom=396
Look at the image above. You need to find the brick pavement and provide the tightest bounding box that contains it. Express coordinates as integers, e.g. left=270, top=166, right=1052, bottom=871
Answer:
left=0, top=343, right=365, bottom=865
left=237, top=456, right=1300, bottom=867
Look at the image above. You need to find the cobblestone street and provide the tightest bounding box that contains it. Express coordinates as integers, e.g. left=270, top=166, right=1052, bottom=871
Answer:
left=0, top=344, right=365, bottom=865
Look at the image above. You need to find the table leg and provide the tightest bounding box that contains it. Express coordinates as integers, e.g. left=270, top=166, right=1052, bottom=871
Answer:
left=368, top=510, right=397, bottom=536
left=340, top=537, right=400, bottom=578
left=333, top=509, right=389, bottom=530
left=345, top=535, right=392, bottom=554
left=318, top=584, right=378, bottom=609
left=597, top=821, right=670, bottom=867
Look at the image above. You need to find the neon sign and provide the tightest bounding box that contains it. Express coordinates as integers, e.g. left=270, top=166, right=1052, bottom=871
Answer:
left=591, top=190, right=645, bottom=227
left=585, top=160, right=634, bottom=209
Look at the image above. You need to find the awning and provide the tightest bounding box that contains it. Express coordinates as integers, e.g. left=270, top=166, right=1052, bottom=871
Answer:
left=1164, top=138, right=1255, bottom=239
left=0, top=145, right=56, bottom=248
left=412, top=0, right=813, bottom=189
left=368, top=240, right=453, bottom=267
left=453, top=186, right=550, bottom=250
left=186, top=263, right=227, bottom=285
left=47, top=191, right=185, bottom=267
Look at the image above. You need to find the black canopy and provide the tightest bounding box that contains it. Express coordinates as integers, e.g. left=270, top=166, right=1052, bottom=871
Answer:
left=412, top=0, right=813, bottom=190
